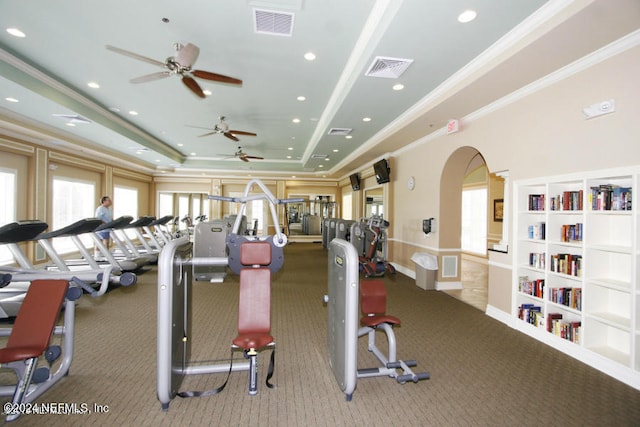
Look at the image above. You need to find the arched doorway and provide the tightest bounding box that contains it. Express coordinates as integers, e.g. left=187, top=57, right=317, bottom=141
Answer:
left=439, top=146, right=500, bottom=311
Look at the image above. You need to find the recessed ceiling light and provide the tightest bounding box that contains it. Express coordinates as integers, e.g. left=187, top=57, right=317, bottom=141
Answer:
left=297, top=96, right=306, bottom=101
left=286, top=156, right=292, bottom=159
left=87, top=82, right=100, bottom=89
left=136, top=150, right=144, bottom=155
left=65, top=123, right=76, bottom=127
left=292, top=118, right=300, bottom=123
left=458, top=10, right=477, bottom=23
left=5, top=97, right=19, bottom=103
left=392, top=83, right=404, bottom=91
left=190, top=152, right=196, bottom=156
left=109, top=107, right=120, bottom=112
left=319, top=164, right=324, bottom=168
left=324, top=158, right=330, bottom=161
left=177, top=143, right=184, bottom=147
left=345, top=135, right=353, bottom=139
left=362, top=117, right=371, bottom=122
left=203, top=90, right=212, bottom=96
left=304, top=52, right=316, bottom=61
left=292, top=175, right=296, bottom=178
left=128, top=110, right=138, bottom=116
left=288, top=147, right=293, bottom=150
left=6, top=28, right=26, bottom=38
left=155, top=159, right=160, bottom=163
left=332, top=149, right=339, bottom=152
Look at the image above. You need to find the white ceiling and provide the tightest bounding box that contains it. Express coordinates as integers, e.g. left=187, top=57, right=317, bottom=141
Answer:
left=0, top=0, right=638, bottom=179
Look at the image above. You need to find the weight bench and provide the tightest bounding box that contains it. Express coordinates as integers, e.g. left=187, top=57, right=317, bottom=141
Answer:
left=357, top=280, right=429, bottom=384
left=232, top=241, right=275, bottom=396
left=0, top=279, right=79, bottom=422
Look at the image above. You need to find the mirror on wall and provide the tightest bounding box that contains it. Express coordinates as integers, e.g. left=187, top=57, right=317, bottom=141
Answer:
left=286, top=195, right=338, bottom=236
left=364, top=187, right=384, bottom=218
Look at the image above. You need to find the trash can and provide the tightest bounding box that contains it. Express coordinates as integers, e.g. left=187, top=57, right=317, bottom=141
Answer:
left=411, top=252, right=438, bottom=290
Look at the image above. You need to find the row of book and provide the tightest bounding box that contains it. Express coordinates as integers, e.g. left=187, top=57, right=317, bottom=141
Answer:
left=518, top=303, right=542, bottom=326
left=550, top=190, right=583, bottom=211
left=550, top=253, right=582, bottom=277
left=519, top=276, right=544, bottom=298
left=528, top=194, right=545, bottom=211
left=590, top=184, right=632, bottom=211
left=549, top=287, right=582, bottom=311
left=547, top=313, right=581, bottom=344
left=560, top=223, right=583, bottom=242
left=528, top=222, right=546, bottom=240
left=528, top=252, right=545, bottom=269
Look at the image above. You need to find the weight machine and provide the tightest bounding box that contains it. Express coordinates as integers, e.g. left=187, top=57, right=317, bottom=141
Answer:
left=157, top=179, right=302, bottom=409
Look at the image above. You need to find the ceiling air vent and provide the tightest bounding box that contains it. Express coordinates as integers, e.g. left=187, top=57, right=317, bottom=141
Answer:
left=365, top=56, right=414, bottom=79
left=311, top=154, right=328, bottom=160
left=253, top=8, right=295, bottom=36
left=327, top=128, right=352, bottom=136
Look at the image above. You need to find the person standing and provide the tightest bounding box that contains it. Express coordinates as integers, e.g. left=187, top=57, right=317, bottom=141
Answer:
left=95, top=196, right=113, bottom=258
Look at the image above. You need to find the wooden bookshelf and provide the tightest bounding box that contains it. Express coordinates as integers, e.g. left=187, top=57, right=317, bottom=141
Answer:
left=513, top=167, right=639, bottom=390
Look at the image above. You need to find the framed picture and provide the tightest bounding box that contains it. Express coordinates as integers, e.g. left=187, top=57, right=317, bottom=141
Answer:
left=494, top=199, right=504, bottom=222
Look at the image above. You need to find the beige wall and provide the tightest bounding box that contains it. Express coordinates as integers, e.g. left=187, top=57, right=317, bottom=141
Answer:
left=388, top=44, right=640, bottom=310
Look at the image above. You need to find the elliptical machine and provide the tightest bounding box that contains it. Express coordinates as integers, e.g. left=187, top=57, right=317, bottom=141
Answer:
left=357, top=216, right=395, bottom=278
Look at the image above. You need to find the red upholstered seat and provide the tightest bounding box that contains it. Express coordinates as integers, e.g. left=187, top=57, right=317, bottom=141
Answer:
left=0, top=280, right=67, bottom=363
left=360, top=279, right=401, bottom=328
left=233, top=243, right=273, bottom=351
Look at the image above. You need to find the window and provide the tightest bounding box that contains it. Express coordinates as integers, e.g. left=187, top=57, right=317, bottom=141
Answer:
left=342, top=193, right=352, bottom=220
left=461, top=187, right=487, bottom=255
left=178, top=195, right=189, bottom=230
left=0, top=168, right=17, bottom=264
left=158, top=193, right=174, bottom=217
left=114, top=186, right=138, bottom=239
left=52, top=177, right=96, bottom=254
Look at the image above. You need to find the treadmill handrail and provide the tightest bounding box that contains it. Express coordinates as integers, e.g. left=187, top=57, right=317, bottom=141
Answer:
left=0, top=221, right=49, bottom=244
left=34, top=218, right=104, bottom=240
left=95, top=215, right=133, bottom=231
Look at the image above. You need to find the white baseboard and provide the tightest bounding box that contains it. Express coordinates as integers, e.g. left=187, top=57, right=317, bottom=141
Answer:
left=436, top=281, right=462, bottom=290
left=485, top=304, right=512, bottom=326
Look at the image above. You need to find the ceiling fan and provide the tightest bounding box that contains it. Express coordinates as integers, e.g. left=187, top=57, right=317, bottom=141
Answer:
left=188, top=116, right=257, bottom=141
left=105, top=42, right=242, bottom=98
left=219, top=146, right=264, bottom=162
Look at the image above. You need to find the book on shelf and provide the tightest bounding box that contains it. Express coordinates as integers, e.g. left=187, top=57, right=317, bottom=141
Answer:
left=551, top=190, right=583, bottom=211
left=550, top=253, right=582, bottom=277
left=528, top=252, right=546, bottom=269
left=590, top=184, right=632, bottom=211
left=528, top=222, right=546, bottom=240
left=518, top=303, right=542, bottom=326
left=519, top=276, right=545, bottom=298
left=547, top=313, right=581, bottom=344
left=528, top=194, right=545, bottom=211
left=560, top=223, right=583, bottom=242
left=549, top=287, right=582, bottom=311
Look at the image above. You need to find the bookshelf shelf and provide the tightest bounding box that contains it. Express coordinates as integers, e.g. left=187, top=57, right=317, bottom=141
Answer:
left=513, top=167, right=638, bottom=389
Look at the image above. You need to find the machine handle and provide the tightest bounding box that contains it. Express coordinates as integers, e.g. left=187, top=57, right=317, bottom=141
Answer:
left=70, top=276, right=98, bottom=297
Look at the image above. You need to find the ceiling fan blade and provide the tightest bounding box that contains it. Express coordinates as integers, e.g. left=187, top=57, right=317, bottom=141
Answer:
left=229, top=130, right=257, bottom=136
left=182, top=76, right=205, bottom=98
left=198, top=132, right=218, bottom=137
left=106, top=45, right=165, bottom=67
left=130, top=71, right=171, bottom=83
left=239, top=156, right=250, bottom=162
left=244, top=155, right=264, bottom=160
left=223, top=132, right=240, bottom=142
left=174, top=43, right=199, bottom=68
left=185, top=124, right=215, bottom=130
left=192, top=70, right=242, bottom=85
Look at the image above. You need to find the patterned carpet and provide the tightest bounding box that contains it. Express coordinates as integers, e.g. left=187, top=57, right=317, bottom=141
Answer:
left=1, top=242, right=639, bottom=426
